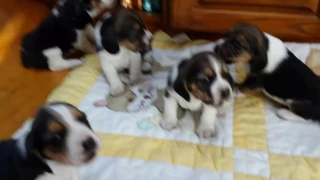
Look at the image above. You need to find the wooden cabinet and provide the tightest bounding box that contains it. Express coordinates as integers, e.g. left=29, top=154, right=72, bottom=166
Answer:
left=39, top=0, right=320, bottom=41
left=170, top=0, right=320, bottom=41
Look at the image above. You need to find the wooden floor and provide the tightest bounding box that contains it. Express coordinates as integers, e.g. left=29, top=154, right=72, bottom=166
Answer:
left=0, top=0, right=69, bottom=139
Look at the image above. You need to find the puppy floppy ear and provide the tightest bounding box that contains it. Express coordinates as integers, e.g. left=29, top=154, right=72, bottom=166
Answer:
left=100, top=17, right=120, bottom=54
left=25, top=131, right=53, bottom=174
left=77, top=111, right=93, bottom=130
left=173, top=77, right=190, bottom=102
left=173, top=59, right=191, bottom=101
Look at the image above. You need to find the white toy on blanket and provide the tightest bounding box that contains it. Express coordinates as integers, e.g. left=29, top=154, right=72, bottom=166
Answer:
left=94, top=71, right=168, bottom=112
left=127, top=83, right=158, bottom=112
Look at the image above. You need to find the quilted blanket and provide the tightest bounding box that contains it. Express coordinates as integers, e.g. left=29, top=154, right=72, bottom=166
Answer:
left=13, top=31, right=320, bottom=180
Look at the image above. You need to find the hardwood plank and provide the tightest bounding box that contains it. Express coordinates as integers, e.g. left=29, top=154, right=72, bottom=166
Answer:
left=0, top=0, right=68, bottom=139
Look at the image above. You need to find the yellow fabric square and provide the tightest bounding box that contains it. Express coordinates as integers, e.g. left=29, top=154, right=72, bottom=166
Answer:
left=306, top=49, right=320, bottom=76
left=233, top=93, right=268, bottom=151
left=233, top=62, right=268, bottom=151
left=46, top=54, right=101, bottom=106
left=152, top=30, right=211, bottom=50
left=234, top=173, right=268, bottom=180
left=97, top=133, right=234, bottom=172
left=270, top=153, right=320, bottom=180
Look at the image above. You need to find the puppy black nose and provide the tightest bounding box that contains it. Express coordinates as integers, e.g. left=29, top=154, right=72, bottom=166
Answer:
left=220, top=88, right=230, bottom=99
left=82, top=137, right=96, bottom=152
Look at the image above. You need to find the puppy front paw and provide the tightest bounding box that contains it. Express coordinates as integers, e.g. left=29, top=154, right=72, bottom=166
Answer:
left=196, top=125, right=216, bottom=138
left=276, top=108, right=305, bottom=121
left=109, top=82, right=125, bottom=96
left=160, top=118, right=178, bottom=130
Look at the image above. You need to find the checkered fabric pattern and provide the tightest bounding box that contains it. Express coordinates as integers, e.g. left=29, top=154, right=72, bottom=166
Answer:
left=13, top=32, right=320, bottom=180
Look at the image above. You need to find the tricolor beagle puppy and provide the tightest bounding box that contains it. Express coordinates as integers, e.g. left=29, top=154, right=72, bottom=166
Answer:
left=161, top=52, right=235, bottom=138
left=215, top=23, right=320, bottom=122
left=21, top=0, right=116, bottom=71
left=0, top=102, right=101, bottom=180
left=95, top=8, right=153, bottom=96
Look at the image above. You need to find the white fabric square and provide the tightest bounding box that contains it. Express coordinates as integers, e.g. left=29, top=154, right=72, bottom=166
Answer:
left=285, top=43, right=311, bottom=63
left=265, top=101, right=320, bottom=158
left=234, top=148, right=270, bottom=178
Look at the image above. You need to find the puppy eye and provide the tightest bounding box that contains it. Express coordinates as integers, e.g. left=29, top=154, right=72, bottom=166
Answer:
left=198, top=76, right=210, bottom=84
left=238, top=40, right=247, bottom=48
left=52, top=134, right=63, bottom=144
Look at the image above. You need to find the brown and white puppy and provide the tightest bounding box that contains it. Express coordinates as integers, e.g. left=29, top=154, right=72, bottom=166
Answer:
left=0, top=102, right=101, bottom=180
left=215, top=23, right=320, bottom=122
left=161, top=52, right=235, bottom=138
left=95, top=8, right=153, bottom=96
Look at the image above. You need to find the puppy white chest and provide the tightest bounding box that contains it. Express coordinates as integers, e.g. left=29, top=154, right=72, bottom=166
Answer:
left=99, top=47, right=132, bottom=70
left=169, top=90, right=202, bottom=111
left=35, top=161, right=77, bottom=180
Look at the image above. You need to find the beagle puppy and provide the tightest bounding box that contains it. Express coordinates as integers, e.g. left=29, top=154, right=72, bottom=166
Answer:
left=95, top=8, right=153, bottom=96
left=0, top=102, right=101, bottom=180
left=21, top=0, right=116, bottom=71
left=161, top=52, right=234, bottom=138
left=215, top=23, right=320, bottom=122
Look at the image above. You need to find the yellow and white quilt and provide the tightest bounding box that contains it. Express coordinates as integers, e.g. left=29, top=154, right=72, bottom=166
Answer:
left=13, top=31, right=320, bottom=180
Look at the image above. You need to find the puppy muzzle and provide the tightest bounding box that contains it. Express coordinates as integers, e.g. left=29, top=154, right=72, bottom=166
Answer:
left=214, top=88, right=233, bottom=107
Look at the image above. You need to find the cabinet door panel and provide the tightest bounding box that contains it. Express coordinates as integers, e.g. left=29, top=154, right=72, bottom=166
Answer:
left=171, top=0, right=320, bottom=40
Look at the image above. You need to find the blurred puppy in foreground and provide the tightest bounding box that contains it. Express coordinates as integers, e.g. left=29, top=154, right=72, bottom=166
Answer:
left=0, top=102, right=101, bottom=180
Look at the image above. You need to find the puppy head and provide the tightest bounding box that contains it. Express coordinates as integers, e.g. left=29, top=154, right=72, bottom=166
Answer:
left=26, top=102, right=102, bottom=167
left=214, top=23, right=267, bottom=64
left=180, top=52, right=234, bottom=107
left=100, top=8, right=153, bottom=54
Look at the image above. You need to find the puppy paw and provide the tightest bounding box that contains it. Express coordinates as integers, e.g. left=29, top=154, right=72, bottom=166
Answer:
left=277, top=108, right=305, bottom=121
left=143, top=52, right=153, bottom=62
left=109, top=82, right=125, bottom=96
left=142, top=62, right=152, bottom=74
left=196, top=126, right=216, bottom=139
left=160, top=118, right=178, bottom=130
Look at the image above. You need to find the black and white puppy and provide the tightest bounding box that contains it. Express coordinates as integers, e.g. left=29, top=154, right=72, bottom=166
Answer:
left=20, top=0, right=116, bottom=71
left=0, top=102, right=102, bottom=180
left=215, top=23, right=320, bottom=122
left=161, top=52, right=234, bottom=138
left=95, top=8, right=153, bottom=96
